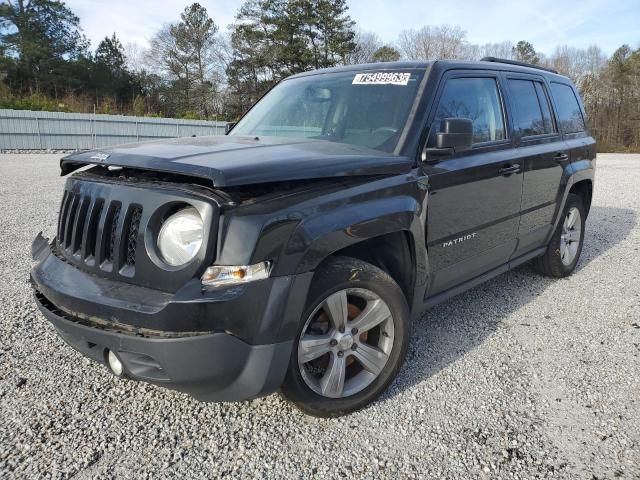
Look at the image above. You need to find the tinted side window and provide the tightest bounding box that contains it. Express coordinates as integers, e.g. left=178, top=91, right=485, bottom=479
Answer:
left=534, top=82, right=556, bottom=134
left=435, top=77, right=506, bottom=144
left=507, top=79, right=550, bottom=137
left=550, top=83, right=585, bottom=133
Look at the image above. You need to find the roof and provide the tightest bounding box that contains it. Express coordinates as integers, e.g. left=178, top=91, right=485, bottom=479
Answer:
left=288, top=59, right=568, bottom=82
left=288, top=61, right=433, bottom=79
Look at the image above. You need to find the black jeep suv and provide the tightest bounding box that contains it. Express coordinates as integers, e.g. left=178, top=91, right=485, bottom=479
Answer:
left=31, top=58, right=595, bottom=417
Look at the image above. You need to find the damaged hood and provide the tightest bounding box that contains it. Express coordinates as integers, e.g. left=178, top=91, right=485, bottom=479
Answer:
left=60, top=135, right=413, bottom=187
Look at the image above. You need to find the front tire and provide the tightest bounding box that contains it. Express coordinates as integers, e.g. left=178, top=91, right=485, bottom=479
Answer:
left=534, top=193, right=586, bottom=277
left=280, top=257, right=410, bottom=417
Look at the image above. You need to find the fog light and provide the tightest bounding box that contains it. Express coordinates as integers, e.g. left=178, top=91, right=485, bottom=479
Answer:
left=107, top=350, right=123, bottom=376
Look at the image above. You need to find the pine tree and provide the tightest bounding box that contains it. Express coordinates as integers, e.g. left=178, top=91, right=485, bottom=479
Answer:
left=147, top=3, right=222, bottom=118
left=226, top=0, right=356, bottom=117
left=513, top=40, right=539, bottom=64
left=172, top=3, right=220, bottom=118
left=95, top=34, right=126, bottom=72
left=372, top=46, right=401, bottom=63
left=93, top=33, right=135, bottom=109
left=310, top=0, right=355, bottom=68
left=0, top=0, right=89, bottom=94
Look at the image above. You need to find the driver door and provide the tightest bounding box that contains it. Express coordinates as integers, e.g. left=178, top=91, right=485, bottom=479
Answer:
left=422, top=72, right=523, bottom=295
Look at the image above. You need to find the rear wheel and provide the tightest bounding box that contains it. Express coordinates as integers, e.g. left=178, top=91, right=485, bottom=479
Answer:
left=280, top=257, right=410, bottom=417
left=534, top=193, right=586, bottom=277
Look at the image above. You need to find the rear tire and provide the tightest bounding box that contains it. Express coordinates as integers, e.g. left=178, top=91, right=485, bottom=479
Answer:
left=534, top=193, right=586, bottom=277
left=280, top=256, right=410, bottom=417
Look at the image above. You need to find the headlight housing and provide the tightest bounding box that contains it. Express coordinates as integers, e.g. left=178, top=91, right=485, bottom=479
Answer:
left=201, top=262, right=271, bottom=288
left=157, top=207, right=204, bottom=266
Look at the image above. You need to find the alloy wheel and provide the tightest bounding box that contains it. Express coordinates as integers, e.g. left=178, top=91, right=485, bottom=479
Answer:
left=297, top=288, right=395, bottom=399
left=560, top=206, right=582, bottom=266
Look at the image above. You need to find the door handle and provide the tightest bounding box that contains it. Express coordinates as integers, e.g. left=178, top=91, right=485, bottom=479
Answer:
left=554, top=153, right=569, bottom=162
left=499, top=164, right=521, bottom=176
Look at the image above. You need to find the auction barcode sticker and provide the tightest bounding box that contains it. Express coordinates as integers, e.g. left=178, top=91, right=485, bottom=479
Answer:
left=352, top=72, right=411, bottom=86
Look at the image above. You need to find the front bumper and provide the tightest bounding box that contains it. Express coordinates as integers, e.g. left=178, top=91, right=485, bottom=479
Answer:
left=35, top=291, right=292, bottom=401
left=31, top=239, right=312, bottom=402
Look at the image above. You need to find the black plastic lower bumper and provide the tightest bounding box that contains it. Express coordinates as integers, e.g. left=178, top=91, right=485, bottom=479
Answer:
left=31, top=248, right=313, bottom=344
left=34, top=287, right=294, bottom=401
left=30, top=238, right=313, bottom=402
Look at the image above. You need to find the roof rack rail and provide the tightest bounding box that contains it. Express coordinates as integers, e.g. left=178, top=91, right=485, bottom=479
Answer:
left=480, top=57, right=558, bottom=74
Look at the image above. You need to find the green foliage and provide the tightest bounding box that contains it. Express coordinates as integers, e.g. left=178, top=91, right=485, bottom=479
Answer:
left=226, top=0, right=356, bottom=118
left=0, top=92, right=70, bottom=111
left=0, top=1, right=638, bottom=151
left=133, top=95, right=146, bottom=116
left=92, top=33, right=137, bottom=103
left=95, top=33, right=126, bottom=72
left=309, top=0, right=356, bottom=68
left=0, top=2, right=141, bottom=113
left=513, top=40, right=539, bottom=64
left=0, top=0, right=89, bottom=94
left=372, top=46, right=401, bottom=63
left=0, top=80, right=10, bottom=98
left=181, top=110, right=203, bottom=120
left=98, top=97, right=113, bottom=114
left=146, top=3, right=220, bottom=119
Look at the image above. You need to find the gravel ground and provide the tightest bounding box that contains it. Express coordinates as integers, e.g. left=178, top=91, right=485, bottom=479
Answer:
left=1, top=153, right=639, bottom=479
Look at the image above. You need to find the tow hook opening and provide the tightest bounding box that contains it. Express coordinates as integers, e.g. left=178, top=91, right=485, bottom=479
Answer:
left=106, top=349, right=124, bottom=377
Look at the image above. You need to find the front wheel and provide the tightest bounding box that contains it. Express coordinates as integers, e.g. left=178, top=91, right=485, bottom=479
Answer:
left=280, top=257, right=410, bottom=417
left=534, top=193, right=586, bottom=277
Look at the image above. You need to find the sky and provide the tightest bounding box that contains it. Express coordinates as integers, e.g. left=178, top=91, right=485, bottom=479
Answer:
left=66, top=0, right=639, bottom=56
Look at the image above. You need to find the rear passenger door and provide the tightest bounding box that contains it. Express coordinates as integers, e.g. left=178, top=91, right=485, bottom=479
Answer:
left=503, top=74, right=569, bottom=257
left=548, top=81, right=595, bottom=168
left=422, top=72, right=522, bottom=295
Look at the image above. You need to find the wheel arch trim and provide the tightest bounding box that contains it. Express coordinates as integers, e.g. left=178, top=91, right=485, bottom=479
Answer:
left=288, top=196, right=424, bottom=274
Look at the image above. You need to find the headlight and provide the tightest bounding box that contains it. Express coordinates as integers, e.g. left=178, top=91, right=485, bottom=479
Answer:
left=157, top=207, right=203, bottom=266
left=201, top=262, right=271, bottom=288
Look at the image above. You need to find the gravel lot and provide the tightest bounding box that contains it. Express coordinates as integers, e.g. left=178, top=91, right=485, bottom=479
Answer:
left=1, top=153, right=639, bottom=479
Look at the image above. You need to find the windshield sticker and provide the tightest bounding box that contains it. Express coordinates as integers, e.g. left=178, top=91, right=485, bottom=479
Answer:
left=352, top=72, right=411, bottom=86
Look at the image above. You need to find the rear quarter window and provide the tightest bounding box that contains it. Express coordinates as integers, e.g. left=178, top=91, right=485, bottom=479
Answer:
left=550, top=83, right=585, bottom=134
left=507, top=79, right=555, bottom=137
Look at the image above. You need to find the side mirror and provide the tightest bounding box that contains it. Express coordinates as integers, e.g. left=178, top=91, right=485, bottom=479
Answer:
left=225, top=122, right=236, bottom=135
left=422, top=118, right=473, bottom=161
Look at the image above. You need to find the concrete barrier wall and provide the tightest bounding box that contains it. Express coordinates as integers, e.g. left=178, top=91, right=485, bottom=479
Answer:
left=0, top=109, right=226, bottom=150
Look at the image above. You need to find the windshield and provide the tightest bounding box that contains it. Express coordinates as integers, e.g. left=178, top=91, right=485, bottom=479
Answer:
left=230, top=69, right=425, bottom=153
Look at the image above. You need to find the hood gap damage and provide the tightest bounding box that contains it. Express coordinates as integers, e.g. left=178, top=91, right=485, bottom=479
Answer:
left=59, top=136, right=413, bottom=188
